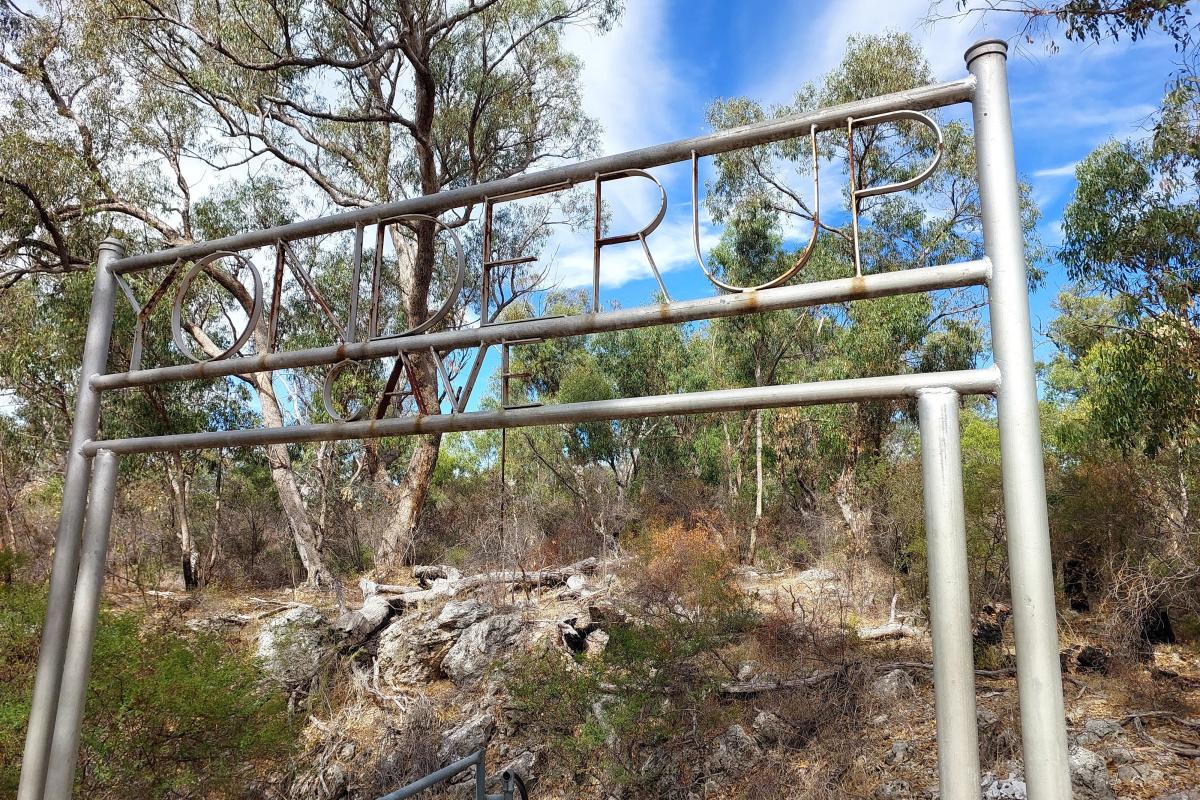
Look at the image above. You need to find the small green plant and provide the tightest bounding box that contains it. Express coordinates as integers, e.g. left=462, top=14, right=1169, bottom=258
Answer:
left=508, top=522, right=756, bottom=795
left=0, top=548, right=28, bottom=584
left=443, top=545, right=471, bottom=569
left=0, top=584, right=297, bottom=799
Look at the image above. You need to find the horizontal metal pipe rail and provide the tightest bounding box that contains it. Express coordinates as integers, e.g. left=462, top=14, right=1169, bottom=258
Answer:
left=110, top=77, right=975, bottom=274
left=92, top=259, right=990, bottom=391
left=376, top=750, right=481, bottom=800
left=374, top=749, right=524, bottom=800
left=83, top=368, right=999, bottom=455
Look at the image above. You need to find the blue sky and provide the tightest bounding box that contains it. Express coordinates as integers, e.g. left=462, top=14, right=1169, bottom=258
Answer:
left=529, top=0, right=1182, bottom=366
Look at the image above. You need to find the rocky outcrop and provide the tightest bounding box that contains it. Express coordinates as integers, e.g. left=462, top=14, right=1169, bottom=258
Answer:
left=443, top=613, right=527, bottom=685
left=707, top=725, right=761, bottom=775
left=1068, top=746, right=1115, bottom=800
left=375, top=614, right=456, bottom=687
left=255, top=605, right=336, bottom=687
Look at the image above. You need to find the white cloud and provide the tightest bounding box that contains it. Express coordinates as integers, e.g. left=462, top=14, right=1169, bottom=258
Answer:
left=546, top=214, right=721, bottom=294
left=562, top=0, right=697, bottom=158
left=751, top=0, right=996, bottom=107
left=1033, top=161, right=1079, bottom=178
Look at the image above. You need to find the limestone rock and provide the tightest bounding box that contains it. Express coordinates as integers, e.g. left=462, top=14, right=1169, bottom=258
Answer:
left=442, top=613, right=525, bottom=685
left=797, top=567, right=836, bottom=583
left=1116, top=762, right=1164, bottom=787
left=1076, top=718, right=1123, bottom=746
left=255, top=605, right=335, bottom=687
left=981, top=773, right=1027, bottom=800
left=585, top=629, right=610, bottom=658
left=871, top=669, right=915, bottom=702
left=1069, top=746, right=1115, bottom=800
left=439, top=711, right=495, bottom=762
left=376, top=614, right=455, bottom=687
left=497, top=751, right=536, bottom=785
left=436, top=599, right=494, bottom=630
left=707, top=725, right=761, bottom=775
left=752, top=710, right=791, bottom=746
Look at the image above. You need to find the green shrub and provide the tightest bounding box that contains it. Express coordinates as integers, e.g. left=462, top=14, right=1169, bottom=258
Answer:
left=508, top=523, right=756, bottom=795
left=0, top=584, right=297, bottom=798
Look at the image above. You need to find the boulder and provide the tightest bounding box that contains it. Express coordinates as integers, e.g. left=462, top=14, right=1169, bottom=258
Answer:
left=752, top=711, right=792, bottom=746
left=439, top=711, right=496, bottom=762
left=871, top=669, right=916, bottom=702
left=981, top=773, right=1027, bottom=800
left=1103, top=745, right=1136, bottom=765
left=442, top=613, right=525, bottom=685
left=1076, top=718, right=1123, bottom=746
left=255, top=605, right=335, bottom=687
left=376, top=614, right=455, bottom=687
left=1069, top=746, right=1115, bottom=800
left=436, top=599, right=494, bottom=630
left=585, top=629, right=610, bottom=658
left=1116, top=762, right=1164, bottom=787
left=707, top=725, right=761, bottom=775
left=497, top=750, right=536, bottom=786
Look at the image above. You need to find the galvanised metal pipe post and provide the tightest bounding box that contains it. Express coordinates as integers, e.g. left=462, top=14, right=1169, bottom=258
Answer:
left=917, top=388, right=981, bottom=800
left=475, top=758, right=487, bottom=800
left=44, top=450, right=120, bottom=799
left=966, top=39, right=1071, bottom=799
left=18, top=239, right=122, bottom=800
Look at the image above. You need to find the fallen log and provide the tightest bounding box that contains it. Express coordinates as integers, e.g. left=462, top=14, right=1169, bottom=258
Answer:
left=334, top=558, right=603, bottom=647
left=857, top=594, right=921, bottom=640
left=334, top=593, right=396, bottom=647
left=721, top=671, right=839, bottom=695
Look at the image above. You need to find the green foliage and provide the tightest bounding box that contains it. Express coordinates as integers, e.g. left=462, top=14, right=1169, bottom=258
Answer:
left=1055, top=88, right=1200, bottom=454
left=507, top=524, right=755, bottom=793
left=954, top=0, right=1194, bottom=51
left=0, top=585, right=296, bottom=798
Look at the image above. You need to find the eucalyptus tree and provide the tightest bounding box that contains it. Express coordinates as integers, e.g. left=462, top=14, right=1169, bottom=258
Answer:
left=500, top=289, right=692, bottom=541
left=1055, top=129, right=1200, bottom=456
left=703, top=202, right=816, bottom=560
left=115, top=0, right=620, bottom=568
left=703, top=32, right=1024, bottom=553
left=0, top=0, right=622, bottom=577
left=943, top=0, right=1195, bottom=52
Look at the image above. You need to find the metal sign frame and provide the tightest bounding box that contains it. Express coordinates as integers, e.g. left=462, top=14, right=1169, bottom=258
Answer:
left=18, top=40, right=1072, bottom=800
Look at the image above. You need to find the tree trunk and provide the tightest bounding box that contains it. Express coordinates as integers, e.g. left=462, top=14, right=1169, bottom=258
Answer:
left=205, top=448, right=223, bottom=584
left=184, top=270, right=335, bottom=588
left=374, top=48, right=444, bottom=570
left=377, top=431, right=442, bottom=568
left=166, top=453, right=199, bottom=590
left=833, top=467, right=871, bottom=557
left=254, top=369, right=334, bottom=587
left=748, top=409, right=763, bottom=564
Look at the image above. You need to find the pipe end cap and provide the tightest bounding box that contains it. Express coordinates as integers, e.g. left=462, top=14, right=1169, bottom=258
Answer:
left=964, top=38, right=1009, bottom=66
left=98, top=237, right=127, bottom=255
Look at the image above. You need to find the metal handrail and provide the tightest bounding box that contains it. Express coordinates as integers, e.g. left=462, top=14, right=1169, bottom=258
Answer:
left=375, top=750, right=526, bottom=800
